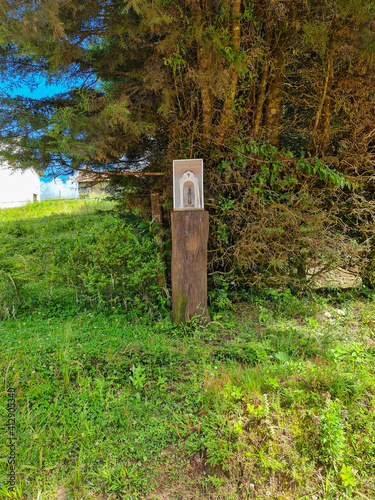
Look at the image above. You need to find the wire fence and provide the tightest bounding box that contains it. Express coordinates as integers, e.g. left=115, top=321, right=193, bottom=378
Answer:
left=0, top=200, right=35, bottom=209
left=0, top=197, right=114, bottom=228
left=0, top=196, right=110, bottom=209
left=0, top=198, right=73, bottom=208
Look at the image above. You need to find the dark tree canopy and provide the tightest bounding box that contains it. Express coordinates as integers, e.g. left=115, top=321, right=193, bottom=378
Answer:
left=1, top=0, right=374, bottom=171
left=1, top=0, right=375, bottom=287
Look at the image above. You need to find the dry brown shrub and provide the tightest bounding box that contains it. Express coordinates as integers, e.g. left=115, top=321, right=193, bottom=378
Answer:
left=207, top=169, right=364, bottom=290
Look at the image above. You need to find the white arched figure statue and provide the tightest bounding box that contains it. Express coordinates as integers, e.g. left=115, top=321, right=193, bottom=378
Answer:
left=179, top=170, right=201, bottom=209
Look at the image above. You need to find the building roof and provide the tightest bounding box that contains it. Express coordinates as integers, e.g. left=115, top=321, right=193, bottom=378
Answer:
left=72, top=172, right=112, bottom=183
left=72, top=170, right=167, bottom=183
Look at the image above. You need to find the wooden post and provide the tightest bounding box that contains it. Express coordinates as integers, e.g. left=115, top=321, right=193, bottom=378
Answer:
left=151, top=192, right=163, bottom=227
left=171, top=210, right=210, bottom=324
left=151, top=191, right=166, bottom=287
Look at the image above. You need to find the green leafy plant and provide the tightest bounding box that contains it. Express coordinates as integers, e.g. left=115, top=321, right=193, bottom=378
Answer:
left=340, top=464, right=357, bottom=490
left=318, top=400, right=346, bottom=470
left=53, top=215, right=167, bottom=315
left=201, top=413, right=236, bottom=469
left=208, top=273, right=233, bottom=311
left=129, top=364, right=147, bottom=399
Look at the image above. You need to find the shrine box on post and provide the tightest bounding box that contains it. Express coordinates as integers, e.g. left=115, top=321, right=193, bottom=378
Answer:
left=173, top=159, right=204, bottom=211
left=171, top=158, right=209, bottom=324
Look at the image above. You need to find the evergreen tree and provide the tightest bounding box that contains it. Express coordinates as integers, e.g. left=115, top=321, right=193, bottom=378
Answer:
left=1, top=0, right=375, bottom=286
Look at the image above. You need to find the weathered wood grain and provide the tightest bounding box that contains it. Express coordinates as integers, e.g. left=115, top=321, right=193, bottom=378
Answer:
left=171, top=210, right=210, bottom=324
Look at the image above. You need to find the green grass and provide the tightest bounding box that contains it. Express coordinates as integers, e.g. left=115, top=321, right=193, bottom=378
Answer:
left=0, top=198, right=114, bottom=223
left=0, top=199, right=166, bottom=319
left=0, top=198, right=117, bottom=318
left=0, top=200, right=375, bottom=499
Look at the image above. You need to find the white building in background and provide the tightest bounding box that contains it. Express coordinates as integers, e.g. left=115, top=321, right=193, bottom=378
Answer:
left=0, top=163, right=41, bottom=208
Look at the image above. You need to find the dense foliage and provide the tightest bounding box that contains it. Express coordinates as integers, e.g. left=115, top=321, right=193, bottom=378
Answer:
left=0, top=200, right=167, bottom=319
left=1, top=0, right=375, bottom=286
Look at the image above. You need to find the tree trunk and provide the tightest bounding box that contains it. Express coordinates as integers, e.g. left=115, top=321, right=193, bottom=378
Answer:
left=171, top=210, right=210, bottom=324
left=191, top=0, right=213, bottom=145
left=264, top=33, right=286, bottom=147
left=253, top=23, right=271, bottom=138
left=218, top=0, right=242, bottom=146
left=321, top=53, right=334, bottom=155
left=198, top=47, right=213, bottom=144
left=311, top=49, right=334, bottom=153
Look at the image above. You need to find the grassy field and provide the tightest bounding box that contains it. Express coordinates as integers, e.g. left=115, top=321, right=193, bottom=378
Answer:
left=0, top=200, right=375, bottom=499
